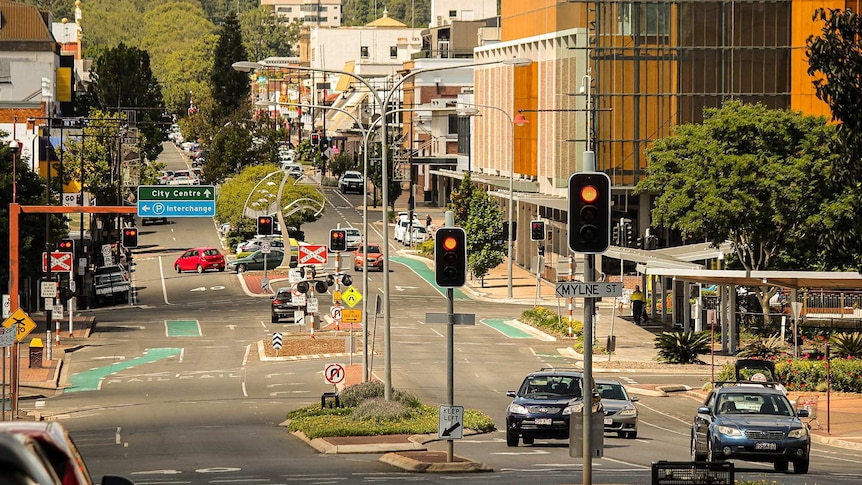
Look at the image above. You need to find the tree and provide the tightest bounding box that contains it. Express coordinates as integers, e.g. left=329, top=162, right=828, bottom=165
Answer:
left=462, top=185, right=505, bottom=285
left=61, top=111, right=129, bottom=209
left=367, top=144, right=403, bottom=211
left=90, top=44, right=166, bottom=163
left=240, top=5, right=300, bottom=60
left=636, top=100, right=840, bottom=315
left=204, top=115, right=255, bottom=184
left=447, top=173, right=475, bottom=227
left=209, top=12, right=250, bottom=123
left=329, top=152, right=356, bottom=178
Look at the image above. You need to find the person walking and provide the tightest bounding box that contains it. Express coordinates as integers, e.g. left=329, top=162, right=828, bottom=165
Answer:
left=631, top=285, right=645, bottom=326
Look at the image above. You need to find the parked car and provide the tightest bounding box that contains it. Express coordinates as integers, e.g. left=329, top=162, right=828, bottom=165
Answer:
left=282, top=162, right=303, bottom=178
left=168, top=175, right=198, bottom=185
left=596, top=378, right=639, bottom=438
left=93, top=265, right=130, bottom=305
left=0, top=432, right=63, bottom=485
left=403, top=225, right=428, bottom=246
left=690, top=382, right=810, bottom=473
left=344, top=228, right=362, bottom=250
left=0, top=421, right=135, bottom=485
left=174, top=247, right=226, bottom=273
left=228, top=249, right=285, bottom=273
left=190, top=168, right=205, bottom=181
left=353, top=243, right=383, bottom=272
left=338, top=171, right=364, bottom=194
left=271, top=287, right=301, bottom=323
left=158, top=170, right=174, bottom=185
left=141, top=216, right=168, bottom=226
left=394, top=218, right=422, bottom=243
left=505, top=368, right=602, bottom=447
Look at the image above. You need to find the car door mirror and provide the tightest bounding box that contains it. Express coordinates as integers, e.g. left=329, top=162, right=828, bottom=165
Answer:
left=630, top=396, right=639, bottom=402
left=697, top=406, right=711, bottom=415
left=506, top=390, right=516, bottom=397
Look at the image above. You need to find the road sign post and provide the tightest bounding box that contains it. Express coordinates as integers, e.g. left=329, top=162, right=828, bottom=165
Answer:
left=137, top=185, right=216, bottom=218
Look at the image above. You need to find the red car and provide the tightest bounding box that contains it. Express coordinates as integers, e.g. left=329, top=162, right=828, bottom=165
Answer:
left=174, top=247, right=226, bottom=273
left=353, top=243, right=383, bottom=272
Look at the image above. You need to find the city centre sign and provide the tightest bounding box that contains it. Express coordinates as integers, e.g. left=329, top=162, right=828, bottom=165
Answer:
left=137, top=185, right=216, bottom=218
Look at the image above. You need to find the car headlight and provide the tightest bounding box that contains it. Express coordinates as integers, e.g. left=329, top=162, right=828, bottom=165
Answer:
left=717, top=425, right=743, bottom=437
left=788, top=427, right=809, bottom=439
left=508, top=403, right=528, bottom=414
left=619, top=408, right=637, bottom=417
left=563, top=402, right=584, bottom=415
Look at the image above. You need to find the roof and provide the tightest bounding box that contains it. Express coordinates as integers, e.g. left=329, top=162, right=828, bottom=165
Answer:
left=644, top=268, right=862, bottom=290
left=366, top=9, right=407, bottom=28
left=0, top=0, right=55, bottom=44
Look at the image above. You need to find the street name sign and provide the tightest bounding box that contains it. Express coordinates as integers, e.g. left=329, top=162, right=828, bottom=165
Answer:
left=137, top=185, right=216, bottom=218
left=555, top=282, right=622, bottom=298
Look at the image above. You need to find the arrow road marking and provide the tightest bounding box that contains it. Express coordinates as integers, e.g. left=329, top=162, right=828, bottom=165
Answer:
left=442, top=422, right=461, bottom=437
left=131, top=470, right=182, bottom=475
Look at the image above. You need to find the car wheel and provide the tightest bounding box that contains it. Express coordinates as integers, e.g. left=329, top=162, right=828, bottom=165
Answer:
left=272, top=314, right=279, bottom=323
left=792, top=457, right=809, bottom=474
left=218, top=267, right=225, bottom=272
left=706, top=436, right=721, bottom=462
left=691, top=434, right=706, bottom=461
left=197, top=264, right=204, bottom=274
left=505, top=428, right=519, bottom=447
left=774, top=459, right=789, bottom=472
left=522, top=435, right=534, bottom=445
left=175, top=264, right=182, bottom=274
left=237, top=263, right=247, bottom=273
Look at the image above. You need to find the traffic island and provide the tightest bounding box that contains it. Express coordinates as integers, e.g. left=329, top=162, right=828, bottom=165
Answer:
left=380, top=450, right=493, bottom=473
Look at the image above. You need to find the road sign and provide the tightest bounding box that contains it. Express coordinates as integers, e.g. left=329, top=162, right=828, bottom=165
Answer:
left=62, top=193, right=80, bottom=206
left=342, top=309, right=362, bottom=323
left=0, top=326, right=15, bottom=347
left=261, top=277, right=270, bottom=291
left=306, top=297, right=319, bottom=314
left=41, top=281, right=57, bottom=298
left=329, top=306, right=342, bottom=321
left=341, top=286, right=363, bottom=308
left=324, top=363, right=345, bottom=385
left=294, top=311, right=305, bottom=325
left=555, top=282, right=622, bottom=298
left=438, top=405, right=464, bottom=440
left=137, top=185, right=216, bottom=218
left=288, top=269, right=302, bottom=284
left=272, top=332, right=283, bottom=350
left=42, top=252, right=73, bottom=272
left=298, top=245, right=327, bottom=265
left=2, top=308, right=37, bottom=341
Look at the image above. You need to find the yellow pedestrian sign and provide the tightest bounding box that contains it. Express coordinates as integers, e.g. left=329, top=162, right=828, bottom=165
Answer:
left=2, top=308, right=37, bottom=342
left=342, top=286, right=363, bottom=308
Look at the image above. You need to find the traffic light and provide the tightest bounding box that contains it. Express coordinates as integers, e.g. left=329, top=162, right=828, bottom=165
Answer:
left=434, top=227, right=467, bottom=287
left=530, top=220, right=546, bottom=241
left=501, top=221, right=517, bottom=242
left=568, top=172, right=611, bottom=253
left=122, top=228, right=138, bottom=248
left=57, top=238, right=74, bottom=253
left=612, top=225, right=620, bottom=246
left=625, top=224, right=634, bottom=246
left=257, top=216, right=273, bottom=235
left=310, top=132, right=320, bottom=149
left=329, top=229, right=347, bottom=252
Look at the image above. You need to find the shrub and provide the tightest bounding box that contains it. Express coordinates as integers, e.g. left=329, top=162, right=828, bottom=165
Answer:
left=654, top=331, right=711, bottom=364
left=830, top=332, right=862, bottom=359
left=351, top=397, right=411, bottom=422
left=520, top=306, right=583, bottom=337
left=338, top=381, right=421, bottom=408
left=737, top=334, right=789, bottom=359
left=416, top=239, right=434, bottom=257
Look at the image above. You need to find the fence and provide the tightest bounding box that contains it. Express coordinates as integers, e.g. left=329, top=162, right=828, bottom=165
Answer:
left=796, top=395, right=821, bottom=430
left=651, top=461, right=734, bottom=485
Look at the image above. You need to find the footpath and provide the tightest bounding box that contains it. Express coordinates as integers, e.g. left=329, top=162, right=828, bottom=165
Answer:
left=7, top=237, right=862, bottom=471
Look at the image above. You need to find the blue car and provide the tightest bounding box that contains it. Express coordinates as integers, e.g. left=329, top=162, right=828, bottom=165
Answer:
left=691, top=382, right=810, bottom=474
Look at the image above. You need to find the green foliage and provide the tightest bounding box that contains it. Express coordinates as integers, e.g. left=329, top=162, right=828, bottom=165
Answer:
left=654, top=331, right=712, bottom=364
left=240, top=6, right=299, bottom=60
left=830, top=332, right=862, bottom=359
left=737, top=334, right=790, bottom=359
left=520, top=307, right=583, bottom=337
left=209, top=12, right=250, bottom=123
left=447, top=174, right=474, bottom=227
left=338, top=381, right=420, bottom=408
left=416, top=239, right=434, bottom=257
left=342, top=0, right=431, bottom=28
left=463, top=186, right=505, bottom=281
left=329, top=153, right=356, bottom=178
left=366, top=146, right=402, bottom=209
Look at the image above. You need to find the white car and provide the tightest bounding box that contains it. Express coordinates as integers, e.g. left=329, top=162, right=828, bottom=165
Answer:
left=344, top=228, right=362, bottom=250
left=404, top=225, right=428, bottom=245
left=394, top=218, right=422, bottom=243
left=159, top=170, right=174, bottom=184
left=282, top=163, right=303, bottom=178
left=338, top=171, right=365, bottom=194
left=168, top=175, right=198, bottom=185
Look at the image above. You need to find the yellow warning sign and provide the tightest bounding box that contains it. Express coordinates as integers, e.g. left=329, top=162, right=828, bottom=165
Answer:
left=342, top=309, right=363, bottom=323
left=341, top=286, right=363, bottom=308
left=2, top=308, right=38, bottom=342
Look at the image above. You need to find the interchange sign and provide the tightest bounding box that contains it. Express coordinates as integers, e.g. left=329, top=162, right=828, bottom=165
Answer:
left=137, top=185, right=216, bottom=218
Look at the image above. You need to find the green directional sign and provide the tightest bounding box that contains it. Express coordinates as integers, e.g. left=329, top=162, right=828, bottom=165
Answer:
left=138, top=185, right=215, bottom=201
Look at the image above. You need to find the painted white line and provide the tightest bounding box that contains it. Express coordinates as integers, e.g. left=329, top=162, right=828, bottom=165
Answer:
left=159, top=256, right=171, bottom=305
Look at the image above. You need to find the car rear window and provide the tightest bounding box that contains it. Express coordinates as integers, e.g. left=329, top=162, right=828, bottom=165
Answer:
left=203, top=249, right=221, bottom=257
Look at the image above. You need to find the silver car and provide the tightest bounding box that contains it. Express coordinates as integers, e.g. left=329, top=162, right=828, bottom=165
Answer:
left=597, top=378, right=639, bottom=439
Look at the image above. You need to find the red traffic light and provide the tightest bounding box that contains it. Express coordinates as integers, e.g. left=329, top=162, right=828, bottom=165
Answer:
left=58, top=239, right=74, bottom=251
left=580, top=185, right=598, bottom=203
left=123, top=228, right=137, bottom=237
left=442, top=236, right=458, bottom=251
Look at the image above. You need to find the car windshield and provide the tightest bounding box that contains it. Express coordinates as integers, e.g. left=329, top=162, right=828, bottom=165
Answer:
left=717, top=392, right=793, bottom=416
left=519, top=375, right=582, bottom=399
left=360, top=246, right=381, bottom=254
left=597, top=383, right=628, bottom=401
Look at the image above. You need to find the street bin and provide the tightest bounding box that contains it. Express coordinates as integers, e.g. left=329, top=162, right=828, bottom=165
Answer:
left=29, top=338, right=44, bottom=368
left=651, top=461, right=734, bottom=485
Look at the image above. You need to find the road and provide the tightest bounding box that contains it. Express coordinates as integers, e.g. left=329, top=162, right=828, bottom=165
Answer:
left=17, top=144, right=862, bottom=484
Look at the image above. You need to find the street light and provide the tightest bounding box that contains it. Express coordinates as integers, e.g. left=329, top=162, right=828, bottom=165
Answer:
left=456, top=101, right=528, bottom=299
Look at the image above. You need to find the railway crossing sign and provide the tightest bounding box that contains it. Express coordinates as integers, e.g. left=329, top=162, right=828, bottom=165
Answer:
left=298, top=245, right=327, bottom=265
left=42, top=252, right=73, bottom=272
left=1, top=308, right=37, bottom=342
left=324, top=363, right=345, bottom=385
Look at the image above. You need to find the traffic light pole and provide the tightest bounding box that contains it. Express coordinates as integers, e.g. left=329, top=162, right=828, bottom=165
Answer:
left=583, top=253, right=595, bottom=483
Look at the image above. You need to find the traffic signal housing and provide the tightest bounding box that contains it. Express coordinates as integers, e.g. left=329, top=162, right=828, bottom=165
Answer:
left=568, top=172, right=611, bottom=253
left=257, top=216, right=273, bottom=235
left=435, top=227, right=467, bottom=288
left=502, top=221, right=517, bottom=242
left=530, top=220, right=546, bottom=241
left=122, top=228, right=138, bottom=248
left=330, top=229, right=347, bottom=252
left=58, top=238, right=75, bottom=253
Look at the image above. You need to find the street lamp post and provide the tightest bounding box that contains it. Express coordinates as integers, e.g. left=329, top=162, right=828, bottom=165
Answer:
left=456, top=101, right=528, bottom=299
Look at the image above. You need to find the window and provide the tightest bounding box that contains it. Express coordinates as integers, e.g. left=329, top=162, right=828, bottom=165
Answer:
left=449, top=10, right=457, bottom=17
left=447, top=114, right=458, bottom=135
left=390, top=46, right=398, bottom=58
left=360, top=46, right=369, bottom=58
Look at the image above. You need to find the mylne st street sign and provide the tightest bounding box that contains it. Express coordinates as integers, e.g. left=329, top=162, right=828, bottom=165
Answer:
left=555, top=282, right=623, bottom=299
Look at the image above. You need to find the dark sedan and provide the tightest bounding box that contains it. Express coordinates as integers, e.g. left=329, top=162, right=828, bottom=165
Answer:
left=228, top=249, right=285, bottom=273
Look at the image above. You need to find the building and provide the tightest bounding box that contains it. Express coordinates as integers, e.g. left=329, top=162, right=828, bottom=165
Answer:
left=262, top=0, right=343, bottom=27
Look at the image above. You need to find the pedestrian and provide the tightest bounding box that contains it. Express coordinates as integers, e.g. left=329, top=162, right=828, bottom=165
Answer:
left=425, top=214, right=432, bottom=230
left=631, top=285, right=645, bottom=326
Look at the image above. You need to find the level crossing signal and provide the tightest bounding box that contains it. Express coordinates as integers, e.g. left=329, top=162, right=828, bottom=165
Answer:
left=58, top=238, right=74, bottom=252
left=530, top=220, right=546, bottom=241
left=568, top=172, right=611, bottom=253
left=257, top=216, right=273, bottom=235
left=434, top=228, right=466, bottom=287
left=330, top=229, right=347, bottom=252
left=122, top=228, right=138, bottom=248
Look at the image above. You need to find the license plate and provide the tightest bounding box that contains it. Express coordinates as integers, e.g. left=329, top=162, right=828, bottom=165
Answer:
left=604, top=418, right=613, bottom=425
left=535, top=418, right=552, bottom=425
left=755, top=442, right=777, bottom=450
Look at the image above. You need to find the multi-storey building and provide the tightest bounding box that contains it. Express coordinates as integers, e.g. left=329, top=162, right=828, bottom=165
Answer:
left=262, top=0, right=343, bottom=27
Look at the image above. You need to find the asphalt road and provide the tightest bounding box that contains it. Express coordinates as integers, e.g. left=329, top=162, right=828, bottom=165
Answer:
left=17, top=144, right=862, bottom=484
